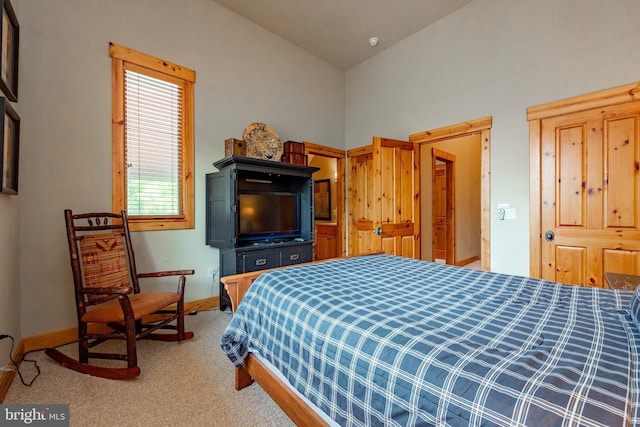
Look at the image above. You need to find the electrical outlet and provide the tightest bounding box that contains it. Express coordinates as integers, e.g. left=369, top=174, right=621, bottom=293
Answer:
left=206, top=268, right=215, bottom=279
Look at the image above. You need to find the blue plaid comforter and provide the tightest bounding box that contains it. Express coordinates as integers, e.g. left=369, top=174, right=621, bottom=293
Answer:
left=221, top=255, right=640, bottom=426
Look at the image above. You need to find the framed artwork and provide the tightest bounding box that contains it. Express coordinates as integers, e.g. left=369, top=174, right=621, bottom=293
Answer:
left=0, top=0, right=18, bottom=101
left=1, top=97, right=19, bottom=194
left=314, top=179, right=331, bottom=220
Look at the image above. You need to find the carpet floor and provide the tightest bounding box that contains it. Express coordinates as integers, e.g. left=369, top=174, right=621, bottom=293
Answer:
left=4, top=309, right=295, bottom=427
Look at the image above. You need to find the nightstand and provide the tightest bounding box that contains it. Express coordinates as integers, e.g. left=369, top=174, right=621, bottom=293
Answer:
left=604, top=272, right=640, bottom=291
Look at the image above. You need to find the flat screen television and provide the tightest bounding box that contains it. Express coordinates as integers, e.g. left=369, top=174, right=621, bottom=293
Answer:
left=237, top=192, right=300, bottom=242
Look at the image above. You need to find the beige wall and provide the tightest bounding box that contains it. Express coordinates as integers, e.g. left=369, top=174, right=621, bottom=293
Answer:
left=346, top=0, right=640, bottom=275
left=0, top=194, right=19, bottom=360
left=419, top=135, right=481, bottom=263
left=6, top=0, right=344, bottom=339
left=0, top=0, right=20, bottom=362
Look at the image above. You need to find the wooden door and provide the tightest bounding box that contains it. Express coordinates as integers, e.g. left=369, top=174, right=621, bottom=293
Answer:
left=431, top=148, right=456, bottom=264
left=433, top=163, right=447, bottom=260
left=347, top=137, right=420, bottom=258
left=315, top=223, right=338, bottom=260
left=536, top=99, right=640, bottom=287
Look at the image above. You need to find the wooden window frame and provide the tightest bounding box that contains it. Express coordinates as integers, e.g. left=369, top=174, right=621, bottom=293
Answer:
left=110, top=42, right=195, bottom=231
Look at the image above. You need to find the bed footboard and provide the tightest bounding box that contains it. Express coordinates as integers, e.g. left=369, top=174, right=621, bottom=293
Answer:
left=223, top=267, right=333, bottom=425
left=221, top=254, right=380, bottom=313
left=240, top=353, right=329, bottom=426
left=222, top=255, right=379, bottom=426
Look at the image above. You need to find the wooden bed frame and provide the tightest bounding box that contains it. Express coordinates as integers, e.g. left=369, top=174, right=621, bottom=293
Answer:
left=221, top=257, right=376, bottom=426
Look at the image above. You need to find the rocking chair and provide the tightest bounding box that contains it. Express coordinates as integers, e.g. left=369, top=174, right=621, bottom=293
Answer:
left=45, top=209, right=194, bottom=379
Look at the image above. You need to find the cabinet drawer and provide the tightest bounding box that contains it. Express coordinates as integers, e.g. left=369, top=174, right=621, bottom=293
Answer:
left=280, top=245, right=312, bottom=266
left=240, top=250, right=279, bottom=272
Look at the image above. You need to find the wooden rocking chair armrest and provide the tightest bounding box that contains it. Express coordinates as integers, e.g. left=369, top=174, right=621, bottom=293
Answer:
left=81, top=286, right=133, bottom=295
left=137, top=269, right=195, bottom=279
left=137, top=270, right=192, bottom=296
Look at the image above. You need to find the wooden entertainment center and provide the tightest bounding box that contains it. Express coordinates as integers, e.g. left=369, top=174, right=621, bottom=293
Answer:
left=206, top=155, right=319, bottom=310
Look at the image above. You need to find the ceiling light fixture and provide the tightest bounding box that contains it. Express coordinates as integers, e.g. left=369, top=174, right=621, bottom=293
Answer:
left=368, top=37, right=379, bottom=47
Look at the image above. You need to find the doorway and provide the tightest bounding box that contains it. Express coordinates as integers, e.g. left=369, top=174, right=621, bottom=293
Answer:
left=305, top=142, right=346, bottom=259
left=409, top=117, right=491, bottom=270
left=432, top=149, right=455, bottom=265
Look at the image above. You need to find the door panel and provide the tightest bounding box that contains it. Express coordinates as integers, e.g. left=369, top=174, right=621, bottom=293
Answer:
left=605, top=116, right=639, bottom=228
left=557, top=125, right=586, bottom=227
left=554, top=245, right=585, bottom=286
left=603, top=249, right=640, bottom=274
left=348, top=137, right=420, bottom=258
left=540, top=102, right=640, bottom=287
left=434, top=223, right=446, bottom=259
left=315, top=223, right=338, bottom=260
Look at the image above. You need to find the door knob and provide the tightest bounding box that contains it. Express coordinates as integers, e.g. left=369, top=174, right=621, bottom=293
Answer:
left=373, top=226, right=382, bottom=235
left=544, top=231, right=554, bottom=242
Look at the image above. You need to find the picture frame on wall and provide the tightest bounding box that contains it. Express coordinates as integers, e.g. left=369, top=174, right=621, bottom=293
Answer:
left=314, top=179, right=331, bottom=220
left=1, top=97, right=19, bottom=194
left=0, top=0, right=18, bottom=102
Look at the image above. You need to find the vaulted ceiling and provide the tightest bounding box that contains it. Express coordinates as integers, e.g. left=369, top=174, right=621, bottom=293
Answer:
left=212, top=0, right=474, bottom=70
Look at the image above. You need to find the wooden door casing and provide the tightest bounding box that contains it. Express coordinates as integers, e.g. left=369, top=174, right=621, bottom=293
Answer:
left=529, top=82, right=640, bottom=287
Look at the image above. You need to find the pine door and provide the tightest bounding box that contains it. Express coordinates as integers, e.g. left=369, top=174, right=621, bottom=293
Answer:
left=537, top=100, right=640, bottom=287
left=347, top=137, right=420, bottom=258
left=433, top=164, right=447, bottom=260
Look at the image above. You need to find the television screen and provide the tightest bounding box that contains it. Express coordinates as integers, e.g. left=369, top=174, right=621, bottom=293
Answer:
left=238, top=192, right=300, bottom=241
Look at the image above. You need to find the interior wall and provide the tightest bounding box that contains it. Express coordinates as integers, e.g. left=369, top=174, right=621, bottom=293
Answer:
left=9, top=0, right=640, bottom=342
left=0, top=0, right=20, bottom=360
left=345, top=0, right=640, bottom=275
left=16, top=0, right=344, bottom=337
left=419, top=135, right=481, bottom=263
left=0, top=192, right=19, bottom=359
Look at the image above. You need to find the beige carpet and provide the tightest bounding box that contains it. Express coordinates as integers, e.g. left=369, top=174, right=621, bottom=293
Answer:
left=4, top=309, right=295, bottom=427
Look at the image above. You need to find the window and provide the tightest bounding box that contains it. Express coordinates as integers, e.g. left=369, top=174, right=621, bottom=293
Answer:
left=110, top=43, right=195, bottom=231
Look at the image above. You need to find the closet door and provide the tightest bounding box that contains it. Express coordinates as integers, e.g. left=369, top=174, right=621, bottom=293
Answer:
left=347, top=137, right=420, bottom=258
left=537, top=101, right=640, bottom=287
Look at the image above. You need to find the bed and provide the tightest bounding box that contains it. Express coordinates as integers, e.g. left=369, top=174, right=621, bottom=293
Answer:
left=220, top=254, right=640, bottom=426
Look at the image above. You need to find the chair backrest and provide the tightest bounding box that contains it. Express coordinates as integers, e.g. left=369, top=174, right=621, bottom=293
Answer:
left=64, top=210, right=139, bottom=314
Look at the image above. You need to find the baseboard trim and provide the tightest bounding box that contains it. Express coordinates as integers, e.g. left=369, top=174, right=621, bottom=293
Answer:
left=455, top=255, right=480, bottom=267
left=0, top=339, right=23, bottom=404
left=0, top=296, right=218, bottom=403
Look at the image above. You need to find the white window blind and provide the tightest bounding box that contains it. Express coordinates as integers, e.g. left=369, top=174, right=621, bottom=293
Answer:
left=124, top=69, right=183, bottom=216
